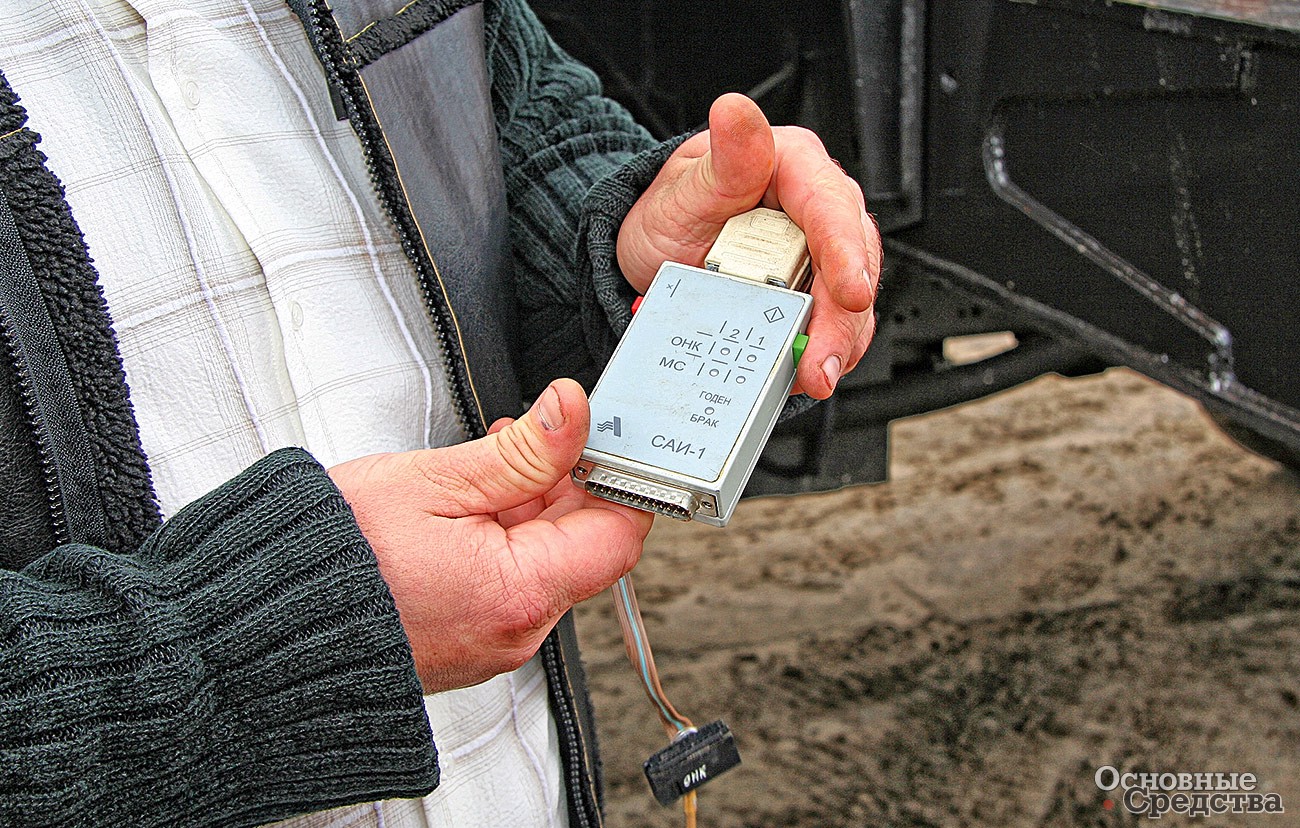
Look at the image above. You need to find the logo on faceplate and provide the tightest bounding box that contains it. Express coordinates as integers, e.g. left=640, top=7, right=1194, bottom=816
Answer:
left=763, top=306, right=786, bottom=323
left=596, top=416, right=622, bottom=437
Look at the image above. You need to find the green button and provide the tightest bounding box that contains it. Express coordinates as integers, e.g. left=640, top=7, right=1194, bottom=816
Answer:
left=792, top=333, right=809, bottom=366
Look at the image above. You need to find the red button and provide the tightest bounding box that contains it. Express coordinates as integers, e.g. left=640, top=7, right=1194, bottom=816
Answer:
left=631, top=295, right=644, bottom=314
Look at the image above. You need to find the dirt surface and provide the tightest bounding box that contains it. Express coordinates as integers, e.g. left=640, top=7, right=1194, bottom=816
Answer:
left=573, top=367, right=1300, bottom=827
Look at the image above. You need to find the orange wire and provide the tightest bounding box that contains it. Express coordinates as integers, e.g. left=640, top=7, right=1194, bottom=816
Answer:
left=612, top=574, right=701, bottom=828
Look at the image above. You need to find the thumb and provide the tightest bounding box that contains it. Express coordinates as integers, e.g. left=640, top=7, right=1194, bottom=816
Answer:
left=685, top=92, right=776, bottom=220
left=616, top=94, right=779, bottom=290
left=418, top=379, right=590, bottom=516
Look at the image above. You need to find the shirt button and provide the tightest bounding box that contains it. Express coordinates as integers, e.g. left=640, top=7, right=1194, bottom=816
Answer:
left=290, top=300, right=304, bottom=330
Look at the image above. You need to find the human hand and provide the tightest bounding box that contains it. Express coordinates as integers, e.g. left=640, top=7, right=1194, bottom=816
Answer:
left=328, top=379, right=652, bottom=693
left=617, top=93, right=881, bottom=399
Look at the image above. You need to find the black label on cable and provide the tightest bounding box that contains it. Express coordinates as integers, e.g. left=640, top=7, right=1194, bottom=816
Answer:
left=643, top=720, right=741, bottom=805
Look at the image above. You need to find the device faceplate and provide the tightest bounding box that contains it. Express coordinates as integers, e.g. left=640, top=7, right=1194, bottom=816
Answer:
left=576, top=263, right=812, bottom=526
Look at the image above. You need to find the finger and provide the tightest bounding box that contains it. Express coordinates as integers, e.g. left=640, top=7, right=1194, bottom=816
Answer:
left=795, top=309, right=876, bottom=396
left=616, top=94, right=780, bottom=289
left=504, top=500, right=652, bottom=621
left=794, top=276, right=876, bottom=398
left=684, top=93, right=776, bottom=221
left=537, top=485, right=630, bottom=524
left=508, top=465, right=642, bottom=527
left=848, top=307, right=877, bottom=374
left=496, top=497, right=546, bottom=529
left=767, top=126, right=880, bottom=314
left=496, top=474, right=583, bottom=529
left=468, top=501, right=650, bottom=676
left=412, top=379, right=590, bottom=517
left=485, top=413, right=520, bottom=519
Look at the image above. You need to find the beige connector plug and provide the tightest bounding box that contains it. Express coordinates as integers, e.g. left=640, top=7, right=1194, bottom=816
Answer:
left=704, top=207, right=811, bottom=291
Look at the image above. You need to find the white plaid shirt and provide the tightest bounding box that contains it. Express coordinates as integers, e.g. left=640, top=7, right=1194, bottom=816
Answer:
left=1, top=0, right=567, bottom=825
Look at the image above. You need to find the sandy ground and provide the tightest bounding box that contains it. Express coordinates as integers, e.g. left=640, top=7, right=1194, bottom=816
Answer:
left=573, top=367, right=1300, bottom=827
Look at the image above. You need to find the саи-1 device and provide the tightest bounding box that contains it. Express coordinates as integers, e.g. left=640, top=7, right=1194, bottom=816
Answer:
left=573, top=208, right=814, bottom=526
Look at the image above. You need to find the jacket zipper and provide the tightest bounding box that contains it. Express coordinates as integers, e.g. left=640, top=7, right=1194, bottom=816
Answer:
left=0, top=181, right=70, bottom=547
left=294, top=3, right=602, bottom=823
left=0, top=309, right=69, bottom=546
left=542, top=631, right=600, bottom=827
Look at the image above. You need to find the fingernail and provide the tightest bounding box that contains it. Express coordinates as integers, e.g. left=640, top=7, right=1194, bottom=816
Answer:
left=822, top=354, right=842, bottom=391
left=536, top=384, right=564, bottom=431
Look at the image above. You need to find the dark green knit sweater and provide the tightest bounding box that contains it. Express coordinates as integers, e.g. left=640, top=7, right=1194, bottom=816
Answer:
left=0, top=0, right=668, bottom=824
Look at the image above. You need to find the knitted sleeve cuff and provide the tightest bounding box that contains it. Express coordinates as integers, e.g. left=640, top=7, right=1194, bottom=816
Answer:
left=573, top=134, right=690, bottom=368
left=0, top=447, right=437, bottom=827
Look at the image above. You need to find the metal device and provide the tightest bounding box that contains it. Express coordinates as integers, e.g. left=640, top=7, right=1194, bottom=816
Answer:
left=573, top=209, right=813, bottom=526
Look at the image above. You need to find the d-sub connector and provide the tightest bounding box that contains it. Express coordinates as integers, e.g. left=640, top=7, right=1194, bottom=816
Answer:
left=581, top=468, right=697, bottom=521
